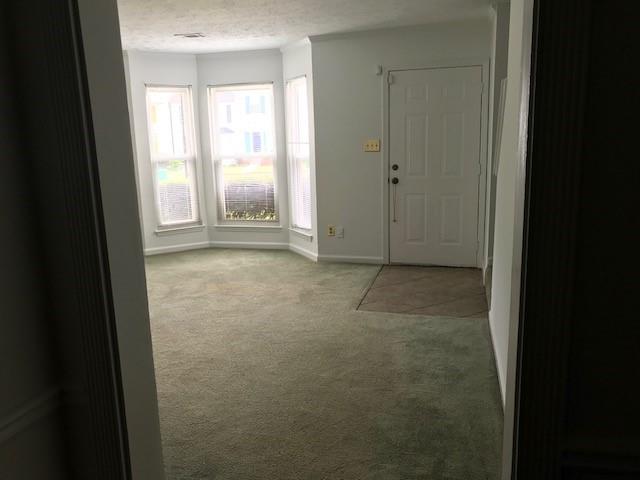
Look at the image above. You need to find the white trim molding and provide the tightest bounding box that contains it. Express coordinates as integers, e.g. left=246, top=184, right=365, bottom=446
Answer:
left=289, top=243, right=318, bottom=261
left=488, top=309, right=506, bottom=407
left=154, top=223, right=205, bottom=236
left=483, top=255, right=494, bottom=281
left=289, top=228, right=313, bottom=242
left=143, top=241, right=386, bottom=266
left=212, top=224, right=283, bottom=233
left=144, top=241, right=210, bottom=255
left=209, top=241, right=289, bottom=250
left=317, top=254, right=384, bottom=265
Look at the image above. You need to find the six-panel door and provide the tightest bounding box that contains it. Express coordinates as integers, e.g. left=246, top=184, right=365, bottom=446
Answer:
left=389, top=66, right=483, bottom=266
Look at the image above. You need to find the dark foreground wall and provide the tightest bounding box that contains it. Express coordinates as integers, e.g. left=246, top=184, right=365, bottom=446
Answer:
left=514, top=1, right=640, bottom=478
left=0, top=16, right=68, bottom=479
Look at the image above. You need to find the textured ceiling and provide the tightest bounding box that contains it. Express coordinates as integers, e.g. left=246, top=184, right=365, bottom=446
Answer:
left=117, top=0, right=492, bottom=53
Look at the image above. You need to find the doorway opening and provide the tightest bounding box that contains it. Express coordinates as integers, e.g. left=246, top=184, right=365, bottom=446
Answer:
left=104, top=0, right=525, bottom=477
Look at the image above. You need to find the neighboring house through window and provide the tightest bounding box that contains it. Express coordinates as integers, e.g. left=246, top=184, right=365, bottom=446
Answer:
left=209, top=84, right=278, bottom=222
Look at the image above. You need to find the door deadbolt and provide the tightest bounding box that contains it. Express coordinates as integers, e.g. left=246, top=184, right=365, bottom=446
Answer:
left=392, top=164, right=399, bottom=171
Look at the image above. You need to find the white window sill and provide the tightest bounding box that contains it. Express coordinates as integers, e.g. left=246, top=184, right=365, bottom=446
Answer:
left=154, top=224, right=205, bottom=236
left=213, top=224, right=283, bottom=233
left=289, top=228, right=313, bottom=242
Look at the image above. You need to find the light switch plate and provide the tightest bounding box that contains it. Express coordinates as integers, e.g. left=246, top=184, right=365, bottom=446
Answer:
left=364, top=139, right=380, bottom=152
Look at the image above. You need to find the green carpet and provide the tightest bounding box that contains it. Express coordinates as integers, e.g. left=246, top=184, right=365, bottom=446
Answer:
left=145, top=249, right=503, bottom=480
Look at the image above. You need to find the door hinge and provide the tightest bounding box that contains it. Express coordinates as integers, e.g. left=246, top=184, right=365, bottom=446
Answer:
left=387, top=73, right=395, bottom=85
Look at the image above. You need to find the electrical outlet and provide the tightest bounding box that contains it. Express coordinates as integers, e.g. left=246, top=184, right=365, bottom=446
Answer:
left=364, top=139, right=381, bottom=152
left=327, top=225, right=336, bottom=236
left=336, top=226, right=344, bottom=238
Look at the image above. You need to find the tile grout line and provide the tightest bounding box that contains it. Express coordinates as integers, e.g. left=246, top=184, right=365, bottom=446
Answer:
left=368, top=274, right=440, bottom=290
left=362, top=295, right=487, bottom=315
left=393, top=293, right=489, bottom=315
left=355, top=264, right=384, bottom=311
left=370, top=273, right=483, bottom=291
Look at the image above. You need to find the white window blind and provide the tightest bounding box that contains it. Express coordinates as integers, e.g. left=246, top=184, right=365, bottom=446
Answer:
left=145, top=86, right=200, bottom=227
left=285, top=77, right=312, bottom=230
left=209, top=84, right=278, bottom=222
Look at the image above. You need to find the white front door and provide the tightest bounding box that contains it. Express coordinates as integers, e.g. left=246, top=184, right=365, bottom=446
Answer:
left=389, top=66, right=483, bottom=266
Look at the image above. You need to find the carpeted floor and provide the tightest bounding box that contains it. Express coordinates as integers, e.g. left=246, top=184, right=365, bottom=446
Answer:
left=145, top=249, right=503, bottom=480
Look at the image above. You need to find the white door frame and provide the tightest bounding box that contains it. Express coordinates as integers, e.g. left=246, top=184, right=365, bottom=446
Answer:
left=381, top=59, right=490, bottom=267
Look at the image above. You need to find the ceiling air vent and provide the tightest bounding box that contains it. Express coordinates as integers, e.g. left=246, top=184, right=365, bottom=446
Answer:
left=173, top=33, right=206, bottom=38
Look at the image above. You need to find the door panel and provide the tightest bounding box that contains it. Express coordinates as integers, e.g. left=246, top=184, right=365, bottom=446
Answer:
left=405, top=193, right=427, bottom=243
left=406, top=115, right=427, bottom=176
left=389, top=66, right=482, bottom=266
left=441, top=194, right=463, bottom=245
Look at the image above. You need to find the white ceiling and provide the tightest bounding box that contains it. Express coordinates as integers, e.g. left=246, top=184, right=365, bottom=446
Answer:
left=117, top=0, right=492, bottom=53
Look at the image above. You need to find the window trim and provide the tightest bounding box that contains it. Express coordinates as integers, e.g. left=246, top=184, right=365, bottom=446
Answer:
left=144, top=84, right=202, bottom=229
left=285, top=75, right=312, bottom=231
left=207, top=82, right=281, bottom=225
left=154, top=223, right=206, bottom=236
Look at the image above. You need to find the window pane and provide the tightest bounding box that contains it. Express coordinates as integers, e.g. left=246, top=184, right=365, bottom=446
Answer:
left=146, top=86, right=199, bottom=227
left=288, top=80, right=309, bottom=145
left=212, top=86, right=275, bottom=157
left=220, top=157, right=276, bottom=221
left=292, top=147, right=311, bottom=230
left=286, top=77, right=312, bottom=230
left=155, top=159, right=196, bottom=225
left=210, top=84, right=278, bottom=222
left=147, top=90, right=190, bottom=157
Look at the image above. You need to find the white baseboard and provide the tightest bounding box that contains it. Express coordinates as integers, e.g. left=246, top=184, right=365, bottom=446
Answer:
left=145, top=240, right=310, bottom=256
left=317, top=254, right=384, bottom=265
left=483, top=256, right=493, bottom=284
left=209, top=241, right=289, bottom=250
left=488, top=310, right=506, bottom=408
left=144, top=241, right=210, bottom=256
left=144, top=242, right=381, bottom=268
left=288, top=243, right=318, bottom=262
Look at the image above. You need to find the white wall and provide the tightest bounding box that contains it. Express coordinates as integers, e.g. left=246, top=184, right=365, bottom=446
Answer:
left=493, top=1, right=535, bottom=478
left=489, top=0, right=532, bottom=407
left=281, top=40, right=318, bottom=260
left=197, top=50, right=290, bottom=249
left=78, top=4, right=166, bottom=478
left=484, top=2, right=511, bottom=275
left=310, top=20, right=492, bottom=263
left=124, top=51, right=210, bottom=254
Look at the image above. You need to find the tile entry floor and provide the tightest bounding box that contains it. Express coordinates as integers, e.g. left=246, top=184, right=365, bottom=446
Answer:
left=359, top=265, right=489, bottom=317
